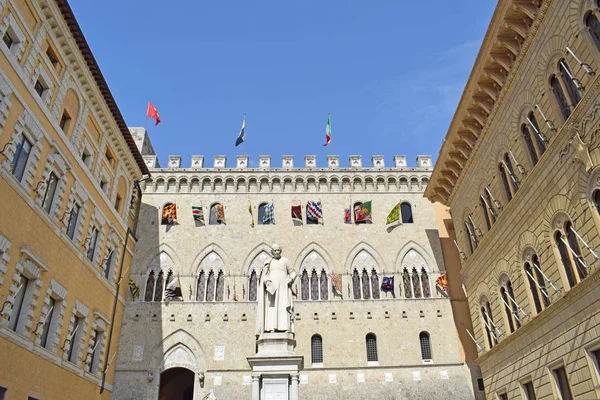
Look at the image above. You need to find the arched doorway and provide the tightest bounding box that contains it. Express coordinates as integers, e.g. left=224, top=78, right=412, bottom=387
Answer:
left=159, top=367, right=194, bottom=400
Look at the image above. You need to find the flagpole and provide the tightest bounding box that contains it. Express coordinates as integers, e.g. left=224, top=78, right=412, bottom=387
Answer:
left=144, top=101, right=149, bottom=131
left=243, top=112, right=246, bottom=157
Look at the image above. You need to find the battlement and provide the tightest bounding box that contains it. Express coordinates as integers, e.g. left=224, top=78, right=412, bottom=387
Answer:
left=143, top=154, right=433, bottom=171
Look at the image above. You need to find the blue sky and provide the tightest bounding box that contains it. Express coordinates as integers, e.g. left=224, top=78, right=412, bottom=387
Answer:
left=70, top=1, right=495, bottom=168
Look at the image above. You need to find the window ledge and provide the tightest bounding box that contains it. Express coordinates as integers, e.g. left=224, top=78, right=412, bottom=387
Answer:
left=62, top=360, right=84, bottom=376
left=367, top=361, right=379, bottom=367
left=33, top=344, right=61, bottom=364
left=0, top=326, right=34, bottom=351
left=311, top=363, right=324, bottom=368
left=422, top=359, right=434, bottom=364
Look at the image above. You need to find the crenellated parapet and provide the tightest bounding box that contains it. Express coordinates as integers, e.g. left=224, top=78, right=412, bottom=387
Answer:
left=140, top=155, right=433, bottom=194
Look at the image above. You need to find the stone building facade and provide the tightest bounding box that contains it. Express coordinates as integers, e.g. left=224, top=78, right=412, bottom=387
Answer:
left=0, top=0, right=148, bottom=399
left=426, top=0, right=600, bottom=399
left=113, top=150, right=476, bottom=399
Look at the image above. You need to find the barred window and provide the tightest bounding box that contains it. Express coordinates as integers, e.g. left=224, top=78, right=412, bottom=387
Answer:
left=196, top=271, right=206, bottom=301
left=301, top=270, right=310, bottom=300
left=144, top=271, right=155, bottom=302
left=420, top=332, right=432, bottom=361
left=248, top=270, right=258, bottom=302
left=311, top=335, right=323, bottom=364
left=366, top=333, right=378, bottom=362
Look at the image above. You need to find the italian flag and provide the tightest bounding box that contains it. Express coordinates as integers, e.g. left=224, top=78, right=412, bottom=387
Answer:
left=323, top=114, right=331, bottom=146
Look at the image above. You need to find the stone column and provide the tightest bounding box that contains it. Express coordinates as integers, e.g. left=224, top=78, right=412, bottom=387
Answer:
left=252, top=374, right=260, bottom=400
left=290, top=374, right=299, bottom=400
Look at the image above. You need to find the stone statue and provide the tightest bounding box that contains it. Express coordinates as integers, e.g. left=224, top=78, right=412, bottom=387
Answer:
left=256, top=244, right=297, bottom=334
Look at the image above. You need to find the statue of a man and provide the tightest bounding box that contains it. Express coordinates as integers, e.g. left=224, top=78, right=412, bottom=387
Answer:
left=256, top=244, right=297, bottom=334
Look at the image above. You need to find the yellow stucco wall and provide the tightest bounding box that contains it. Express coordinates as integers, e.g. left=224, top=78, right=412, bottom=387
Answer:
left=0, top=0, right=142, bottom=398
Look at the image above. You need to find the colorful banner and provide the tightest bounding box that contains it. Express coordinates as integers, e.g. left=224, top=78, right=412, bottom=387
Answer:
left=216, top=204, right=225, bottom=223
left=386, top=203, right=400, bottom=225
left=162, top=203, right=177, bottom=224
left=344, top=207, right=352, bottom=224
left=263, top=202, right=275, bottom=224
left=307, top=201, right=323, bottom=223
left=436, top=274, right=449, bottom=294
left=331, top=274, right=343, bottom=295
left=381, top=276, right=394, bottom=293
left=291, top=204, right=302, bottom=223
left=128, top=279, right=140, bottom=300
left=354, top=201, right=372, bottom=223
left=192, top=206, right=204, bottom=224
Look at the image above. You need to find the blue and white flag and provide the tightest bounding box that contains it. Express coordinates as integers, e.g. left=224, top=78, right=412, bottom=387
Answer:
left=263, top=202, right=275, bottom=225
left=235, top=116, right=246, bottom=147
left=306, top=201, right=323, bottom=224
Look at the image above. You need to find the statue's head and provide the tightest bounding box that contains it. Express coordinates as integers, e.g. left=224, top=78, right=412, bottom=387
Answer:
left=271, top=244, right=282, bottom=259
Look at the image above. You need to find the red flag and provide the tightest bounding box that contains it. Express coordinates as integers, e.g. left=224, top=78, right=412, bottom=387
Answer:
left=147, top=102, right=161, bottom=125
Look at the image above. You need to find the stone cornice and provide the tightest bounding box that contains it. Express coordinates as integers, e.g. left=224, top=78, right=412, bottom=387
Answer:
left=425, top=0, right=548, bottom=205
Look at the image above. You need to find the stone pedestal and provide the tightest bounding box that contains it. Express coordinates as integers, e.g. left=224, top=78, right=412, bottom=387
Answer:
left=247, top=332, right=303, bottom=400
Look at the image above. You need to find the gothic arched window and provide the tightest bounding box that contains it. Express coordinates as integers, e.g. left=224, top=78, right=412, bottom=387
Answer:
left=421, top=268, right=431, bottom=298
left=205, top=271, right=216, bottom=301
left=361, top=269, right=371, bottom=300
left=529, top=113, right=546, bottom=156
left=403, top=268, right=412, bottom=298
left=522, top=124, right=539, bottom=166
left=556, top=231, right=577, bottom=289
left=559, top=60, right=582, bottom=107
left=310, top=270, right=319, bottom=300
left=420, top=332, right=432, bottom=361
left=524, top=262, right=542, bottom=314
left=352, top=269, right=361, bottom=299
left=551, top=75, right=571, bottom=120
left=586, top=11, right=600, bottom=52
left=319, top=270, right=328, bottom=300
left=499, top=163, right=513, bottom=202
left=215, top=270, right=225, bottom=301
left=412, top=268, right=421, bottom=298
left=301, top=270, right=310, bottom=300
left=154, top=270, right=164, bottom=302
left=500, top=281, right=519, bottom=334
left=248, top=270, right=258, bottom=302
left=481, top=300, right=497, bottom=349
left=370, top=269, right=380, bottom=300
left=144, top=271, right=155, bottom=302
left=196, top=271, right=206, bottom=301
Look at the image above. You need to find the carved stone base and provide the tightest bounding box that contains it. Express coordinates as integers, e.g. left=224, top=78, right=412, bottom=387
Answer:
left=247, top=333, right=303, bottom=400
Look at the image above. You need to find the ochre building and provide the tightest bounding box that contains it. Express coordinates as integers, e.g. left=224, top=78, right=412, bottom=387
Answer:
left=426, top=0, right=600, bottom=399
left=0, top=0, right=149, bottom=399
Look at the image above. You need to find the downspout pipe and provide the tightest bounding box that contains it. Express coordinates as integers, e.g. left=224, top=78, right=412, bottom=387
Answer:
left=100, top=180, right=144, bottom=394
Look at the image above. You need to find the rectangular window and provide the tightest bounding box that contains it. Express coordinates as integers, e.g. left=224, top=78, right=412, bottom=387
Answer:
left=8, top=275, right=29, bottom=331
left=104, top=249, right=114, bottom=279
left=68, top=316, right=81, bottom=363
left=11, top=135, right=32, bottom=182
left=89, top=329, right=101, bottom=374
left=498, top=394, right=508, bottom=400
left=477, top=378, right=485, bottom=392
left=34, top=80, right=45, bottom=97
left=591, top=348, right=600, bottom=376
left=86, top=228, right=99, bottom=261
left=40, top=297, right=56, bottom=348
left=66, top=203, right=81, bottom=240
left=2, top=30, right=14, bottom=48
left=46, top=45, right=58, bottom=67
left=0, top=386, right=6, bottom=400
left=114, top=195, right=122, bottom=212
left=59, top=111, right=71, bottom=132
left=81, top=151, right=90, bottom=165
left=105, top=148, right=114, bottom=165
left=552, top=366, right=573, bottom=400
left=42, top=173, right=59, bottom=214
left=522, top=381, right=536, bottom=400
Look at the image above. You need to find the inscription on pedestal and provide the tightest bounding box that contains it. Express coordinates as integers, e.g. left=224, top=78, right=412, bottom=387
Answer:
left=263, top=377, right=289, bottom=400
